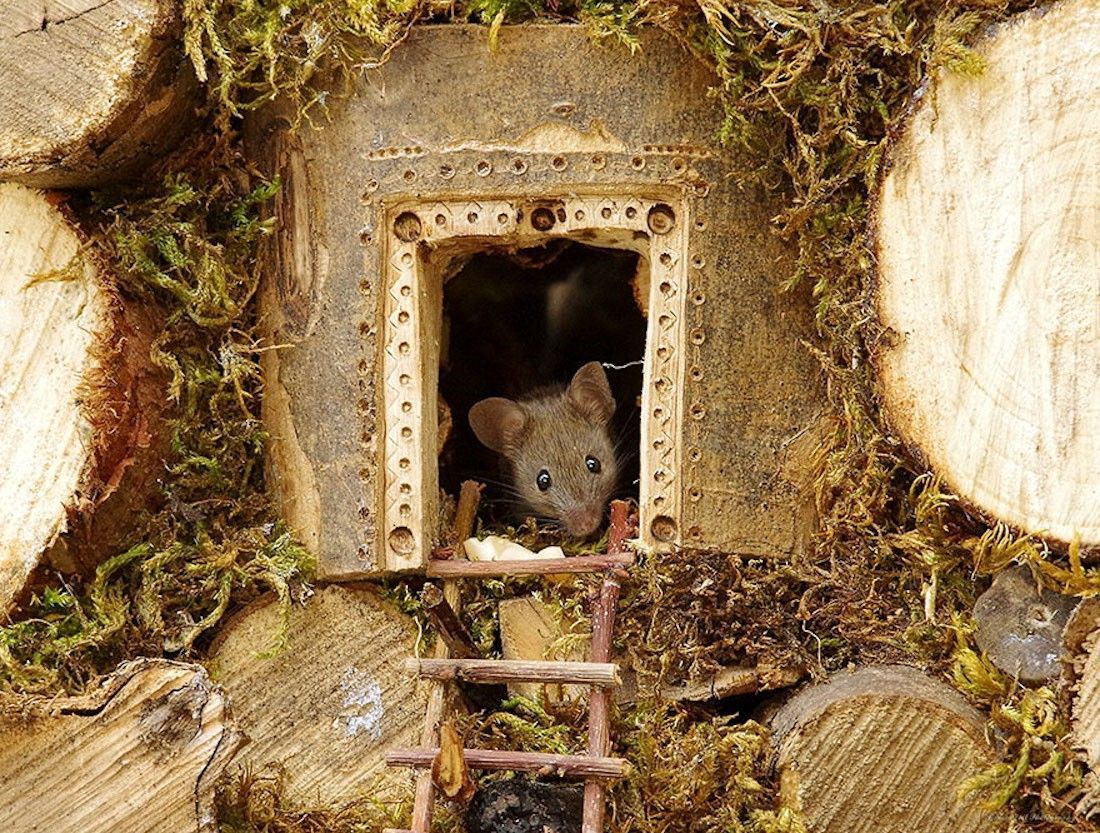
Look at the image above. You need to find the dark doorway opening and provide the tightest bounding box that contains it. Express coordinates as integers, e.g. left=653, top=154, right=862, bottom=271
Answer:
left=438, top=240, right=647, bottom=533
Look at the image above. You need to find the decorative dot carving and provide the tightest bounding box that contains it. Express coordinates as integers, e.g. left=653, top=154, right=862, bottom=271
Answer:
left=380, top=190, right=691, bottom=557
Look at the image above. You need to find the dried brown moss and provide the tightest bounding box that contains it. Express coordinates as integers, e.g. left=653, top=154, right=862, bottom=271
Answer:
left=6, top=0, right=1097, bottom=830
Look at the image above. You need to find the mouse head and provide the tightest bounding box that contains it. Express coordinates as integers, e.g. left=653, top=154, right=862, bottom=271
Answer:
left=469, top=362, right=619, bottom=538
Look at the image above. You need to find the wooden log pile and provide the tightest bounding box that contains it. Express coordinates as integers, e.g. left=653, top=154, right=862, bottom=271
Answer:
left=1, top=2, right=1100, bottom=833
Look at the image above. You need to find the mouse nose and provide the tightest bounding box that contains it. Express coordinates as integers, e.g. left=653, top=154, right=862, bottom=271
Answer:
left=565, top=507, right=603, bottom=538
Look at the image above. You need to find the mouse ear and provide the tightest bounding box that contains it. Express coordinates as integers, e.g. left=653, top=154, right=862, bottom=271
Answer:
left=469, top=397, right=528, bottom=458
left=567, top=362, right=615, bottom=426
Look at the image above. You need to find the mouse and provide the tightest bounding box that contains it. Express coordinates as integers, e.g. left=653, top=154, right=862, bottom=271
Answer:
left=468, top=362, right=619, bottom=538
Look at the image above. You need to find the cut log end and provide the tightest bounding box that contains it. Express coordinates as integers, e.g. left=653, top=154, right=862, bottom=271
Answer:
left=208, top=584, right=429, bottom=806
left=874, top=0, right=1100, bottom=545
left=0, top=1, right=199, bottom=187
left=0, top=184, right=103, bottom=599
left=499, top=596, right=591, bottom=704
left=0, top=184, right=164, bottom=609
left=0, top=660, right=242, bottom=833
left=771, top=665, right=1006, bottom=833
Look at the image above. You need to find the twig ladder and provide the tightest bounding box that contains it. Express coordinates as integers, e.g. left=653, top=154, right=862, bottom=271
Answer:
left=384, top=494, right=635, bottom=833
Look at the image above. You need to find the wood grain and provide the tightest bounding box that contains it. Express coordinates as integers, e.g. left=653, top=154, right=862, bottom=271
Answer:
left=1063, top=598, right=1100, bottom=815
left=0, top=659, right=241, bottom=833
left=0, top=0, right=197, bottom=186
left=428, top=552, right=634, bottom=578
left=0, top=183, right=108, bottom=610
left=208, top=584, right=428, bottom=806
left=499, top=596, right=591, bottom=703
left=407, top=657, right=619, bottom=687
left=771, top=665, right=1006, bottom=833
left=386, top=747, right=629, bottom=778
left=875, top=0, right=1100, bottom=544
left=250, top=25, right=825, bottom=577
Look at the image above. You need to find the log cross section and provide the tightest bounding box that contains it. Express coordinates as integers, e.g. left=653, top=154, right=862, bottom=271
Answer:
left=385, top=493, right=635, bottom=832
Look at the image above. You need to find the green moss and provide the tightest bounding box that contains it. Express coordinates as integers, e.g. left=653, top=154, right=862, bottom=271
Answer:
left=952, top=618, right=1086, bottom=816
left=0, top=164, right=313, bottom=695
left=214, top=766, right=455, bottom=833
left=5, top=0, right=1092, bottom=830
left=613, top=704, right=797, bottom=833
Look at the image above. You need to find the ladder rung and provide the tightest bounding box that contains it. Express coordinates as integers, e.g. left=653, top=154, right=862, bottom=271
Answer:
left=406, top=657, right=620, bottom=687
left=385, top=747, right=630, bottom=779
left=427, top=552, right=634, bottom=578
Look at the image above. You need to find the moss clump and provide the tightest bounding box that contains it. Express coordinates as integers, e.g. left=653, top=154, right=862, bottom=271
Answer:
left=182, top=0, right=647, bottom=126
left=215, top=766, right=453, bottom=833
left=0, top=163, right=313, bottom=695
left=952, top=617, right=1085, bottom=820
left=613, top=704, right=801, bottom=833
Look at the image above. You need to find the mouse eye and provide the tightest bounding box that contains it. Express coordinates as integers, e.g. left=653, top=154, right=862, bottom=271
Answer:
left=536, top=469, right=552, bottom=491
left=585, top=456, right=601, bottom=474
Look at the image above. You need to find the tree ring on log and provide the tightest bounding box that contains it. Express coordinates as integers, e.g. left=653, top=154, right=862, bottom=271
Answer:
left=873, top=0, right=1100, bottom=545
left=770, top=665, right=1007, bottom=833
left=208, top=585, right=429, bottom=805
left=0, top=659, right=242, bottom=832
left=0, top=0, right=198, bottom=187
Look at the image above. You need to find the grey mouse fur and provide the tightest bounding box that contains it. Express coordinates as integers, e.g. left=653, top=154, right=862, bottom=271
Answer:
left=468, top=362, right=619, bottom=538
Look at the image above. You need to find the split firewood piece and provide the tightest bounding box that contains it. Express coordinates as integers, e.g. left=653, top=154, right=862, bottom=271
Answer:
left=0, top=1, right=198, bottom=187
left=1062, top=598, right=1100, bottom=815
left=0, top=659, right=241, bottom=833
left=661, top=663, right=804, bottom=702
left=0, top=183, right=163, bottom=611
left=208, top=584, right=429, bottom=806
left=874, top=0, right=1100, bottom=545
left=770, top=665, right=1006, bottom=833
left=973, top=564, right=1077, bottom=684
left=499, top=596, right=591, bottom=704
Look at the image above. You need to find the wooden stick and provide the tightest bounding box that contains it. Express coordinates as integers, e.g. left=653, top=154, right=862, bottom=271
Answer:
left=411, top=658, right=447, bottom=833
left=583, top=500, right=632, bottom=833
left=427, top=552, right=634, bottom=578
left=420, top=583, right=479, bottom=660
left=386, top=748, right=630, bottom=779
left=453, top=480, right=483, bottom=558
left=410, top=584, right=467, bottom=830
left=407, top=486, right=479, bottom=833
left=406, top=658, right=620, bottom=687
